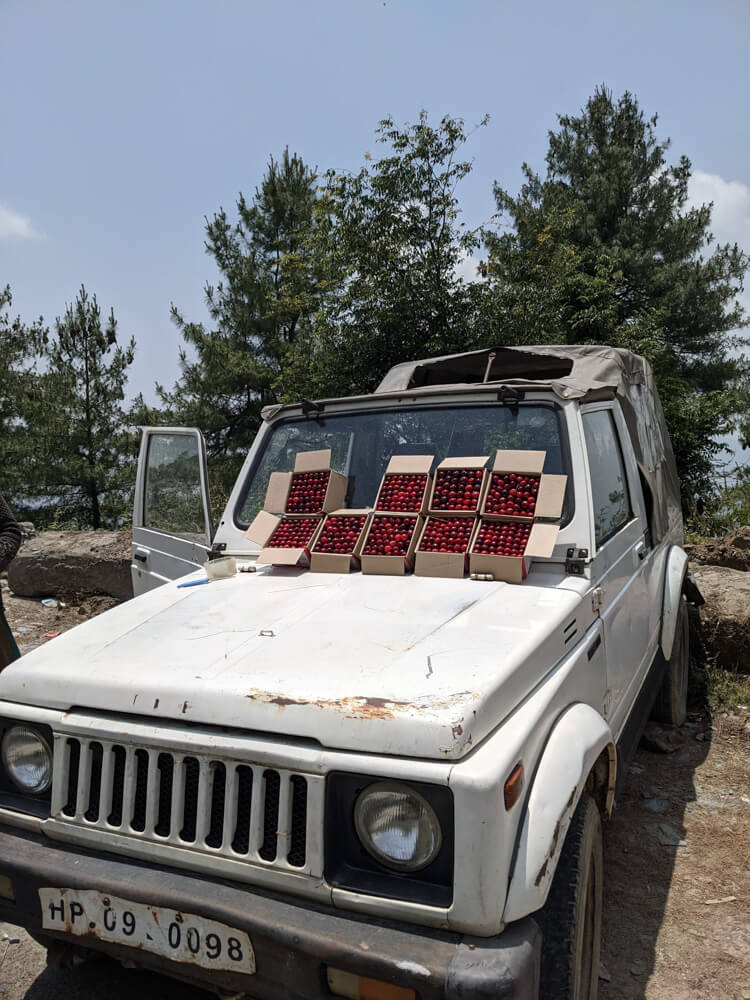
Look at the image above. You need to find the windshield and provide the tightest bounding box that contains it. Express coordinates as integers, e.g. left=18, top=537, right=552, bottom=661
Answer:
left=236, top=402, right=571, bottom=526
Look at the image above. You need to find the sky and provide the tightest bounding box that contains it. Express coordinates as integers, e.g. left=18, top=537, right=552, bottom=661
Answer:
left=2, top=0, right=749, bottom=431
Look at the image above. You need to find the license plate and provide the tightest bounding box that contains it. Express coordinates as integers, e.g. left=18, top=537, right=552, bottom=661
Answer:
left=39, top=888, right=255, bottom=975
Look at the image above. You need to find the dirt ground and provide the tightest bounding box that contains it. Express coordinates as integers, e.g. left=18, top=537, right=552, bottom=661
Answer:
left=0, top=584, right=748, bottom=999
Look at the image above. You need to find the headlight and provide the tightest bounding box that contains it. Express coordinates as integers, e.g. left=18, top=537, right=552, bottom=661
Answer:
left=1, top=726, right=53, bottom=795
left=354, top=781, right=442, bottom=872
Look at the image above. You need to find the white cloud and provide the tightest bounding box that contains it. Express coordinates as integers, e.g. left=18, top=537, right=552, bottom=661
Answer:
left=0, top=203, right=39, bottom=240
left=688, top=171, right=750, bottom=327
left=687, top=171, right=750, bottom=254
left=455, top=252, right=483, bottom=284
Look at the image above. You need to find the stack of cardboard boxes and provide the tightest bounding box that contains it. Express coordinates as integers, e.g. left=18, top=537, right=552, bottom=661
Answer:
left=469, top=450, right=567, bottom=582
left=359, top=456, right=433, bottom=575
left=414, top=456, right=488, bottom=578
left=245, top=450, right=348, bottom=567
left=244, top=448, right=566, bottom=582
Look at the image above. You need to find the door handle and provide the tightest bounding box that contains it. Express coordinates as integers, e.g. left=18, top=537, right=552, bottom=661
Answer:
left=134, top=552, right=148, bottom=563
left=635, top=543, right=647, bottom=561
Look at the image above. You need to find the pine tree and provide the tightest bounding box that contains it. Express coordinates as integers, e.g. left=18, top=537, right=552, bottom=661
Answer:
left=0, top=286, right=47, bottom=511
left=30, top=286, right=136, bottom=528
left=165, top=149, right=322, bottom=501
left=280, top=113, right=487, bottom=400
left=483, top=87, right=749, bottom=500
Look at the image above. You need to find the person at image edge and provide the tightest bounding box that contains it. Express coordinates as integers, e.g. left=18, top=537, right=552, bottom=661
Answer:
left=0, top=495, right=22, bottom=669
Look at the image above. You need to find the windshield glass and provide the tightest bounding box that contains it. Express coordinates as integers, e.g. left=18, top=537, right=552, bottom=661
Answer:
left=236, top=402, right=570, bottom=526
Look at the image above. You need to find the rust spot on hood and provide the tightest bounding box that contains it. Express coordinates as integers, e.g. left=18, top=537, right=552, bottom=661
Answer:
left=246, top=688, right=477, bottom=720
left=255, top=693, right=412, bottom=719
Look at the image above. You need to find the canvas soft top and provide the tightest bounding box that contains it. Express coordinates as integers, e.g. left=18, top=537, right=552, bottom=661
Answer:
left=261, top=345, right=682, bottom=545
left=376, top=345, right=682, bottom=545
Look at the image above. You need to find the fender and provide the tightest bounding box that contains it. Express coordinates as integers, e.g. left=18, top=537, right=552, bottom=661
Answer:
left=661, top=545, right=688, bottom=660
left=503, top=703, right=615, bottom=923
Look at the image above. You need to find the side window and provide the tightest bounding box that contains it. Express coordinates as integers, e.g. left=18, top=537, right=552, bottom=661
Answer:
left=582, top=410, right=632, bottom=547
left=144, top=433, right=210, bottom=544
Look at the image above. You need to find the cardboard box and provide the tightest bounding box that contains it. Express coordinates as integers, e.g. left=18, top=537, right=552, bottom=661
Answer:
left=469, top=449, right=568, bottom=582
left=427, top=457, right=489, bottom=514
left=263, top=449, right=348, bottom=514
left=244, top=510, right=323, bottom=567
left=469, top=521, right=560, bottom=583
left=309, top=509, right=371, bottom=574
left=374, top=455, right=434, bottom=514
left=360, top=514, right=423, bottom=576
left=480, top=450, right=567, bottom=522
left=414, top=515, right=478, bottom=578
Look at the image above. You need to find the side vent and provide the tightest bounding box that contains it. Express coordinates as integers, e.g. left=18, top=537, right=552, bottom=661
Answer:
left=563, top=618, right=578, bottom=645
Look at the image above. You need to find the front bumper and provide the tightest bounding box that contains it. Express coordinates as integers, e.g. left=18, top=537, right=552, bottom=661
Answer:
left=0, top=826, right=540, bottom=999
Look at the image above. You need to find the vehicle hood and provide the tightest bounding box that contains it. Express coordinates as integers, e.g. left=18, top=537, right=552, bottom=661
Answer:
left=0, top=568, right=589, bottom=760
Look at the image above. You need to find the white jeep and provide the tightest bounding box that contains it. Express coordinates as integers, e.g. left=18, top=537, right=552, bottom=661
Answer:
left=0, top=346, right=695, bottom=999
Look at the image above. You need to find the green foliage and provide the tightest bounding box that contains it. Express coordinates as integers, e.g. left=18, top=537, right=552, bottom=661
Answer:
left=693, top=651, right=750, bottom=715
left=164, top=149, right=325, bottom=500
left=17, top=287, right=135, bottom=529
left=0, top=286, right=48, bottom=507
left=278, top=112, right=489, bottom=400
left=483, top=87, right=750, bottom=502
left=686, top=463, right=750, bottom=537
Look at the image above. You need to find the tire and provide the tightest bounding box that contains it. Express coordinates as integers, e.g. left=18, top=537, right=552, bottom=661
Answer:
left=536, top=793, right=603, bottom=1000
left=651, top=597, right=689, bottom=726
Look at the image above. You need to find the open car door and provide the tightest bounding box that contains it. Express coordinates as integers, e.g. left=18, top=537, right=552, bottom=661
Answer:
left=132, top=427, right=213, bottom=596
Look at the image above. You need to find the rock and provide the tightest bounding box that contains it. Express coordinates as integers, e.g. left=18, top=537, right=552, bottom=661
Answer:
left=7, top=531, right=133, bottom=601
left=691, top=566, right=750, bottom=672
left=641, top=722, right=683, bottom=753
left=686, top=526, right=750, bottom=571
left=654, top=823, right=687, bottom=846
left=18, top=522, right=35, bottom=543
left=643, top=797, right=670, bottom=813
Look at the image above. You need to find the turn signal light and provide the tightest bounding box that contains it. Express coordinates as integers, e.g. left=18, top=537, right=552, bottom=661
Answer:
left=327, top=967, right=417, bottom=1000
left=504, top=762, right=524, bottom=810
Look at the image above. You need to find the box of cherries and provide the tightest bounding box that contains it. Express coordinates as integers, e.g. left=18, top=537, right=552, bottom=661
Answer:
left=309, top=510, right=372, bottom=574
left=244, top=510, right=324, bottom=567
left=427, top=457, right=489, bottom=514
left=414, top=515, right=478, bottom=578
left=360, top=514, right=423, bottom=576
left=470, top=450, right=568, bottom=582
left=264, top=449, right=348, bottom=515
left=374, top=455, right=434, bottom=514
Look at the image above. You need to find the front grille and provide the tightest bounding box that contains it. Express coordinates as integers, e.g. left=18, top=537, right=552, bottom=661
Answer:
left=52, top=736, right=317, bottom=875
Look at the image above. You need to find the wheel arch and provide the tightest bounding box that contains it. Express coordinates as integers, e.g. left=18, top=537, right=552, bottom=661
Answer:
left=661, top=545, right=689, bottom=660
left=503, top=703, right=615, bottom=924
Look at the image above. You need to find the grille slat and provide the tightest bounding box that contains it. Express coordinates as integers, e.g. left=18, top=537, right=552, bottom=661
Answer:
left=169, top=755, right=186, bottom=842
left=248, top=765, right=264, bottom=855
left=122, top=747, right=137, bottom=830
left=220, top=763, right=238, bottom=853
left=144, top=751, right=158, bottom=833
left=275, top=771, right=292, bottom=863
left=54, top=738, right=314, bottom=875
left=75, top=740, right=93, bottom=819
left=194, top=759, right=212, bottom=845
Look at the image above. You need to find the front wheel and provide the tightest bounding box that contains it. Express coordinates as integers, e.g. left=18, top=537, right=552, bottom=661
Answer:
left=536, top=792, right=603, bottom=1000
left=651, top=597, right=689, bottom=727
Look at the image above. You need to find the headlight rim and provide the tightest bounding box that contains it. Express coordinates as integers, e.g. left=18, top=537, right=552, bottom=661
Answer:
left=1, top=724, right=53, bottom=796
left=354, top=779, right=443, bottom=873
